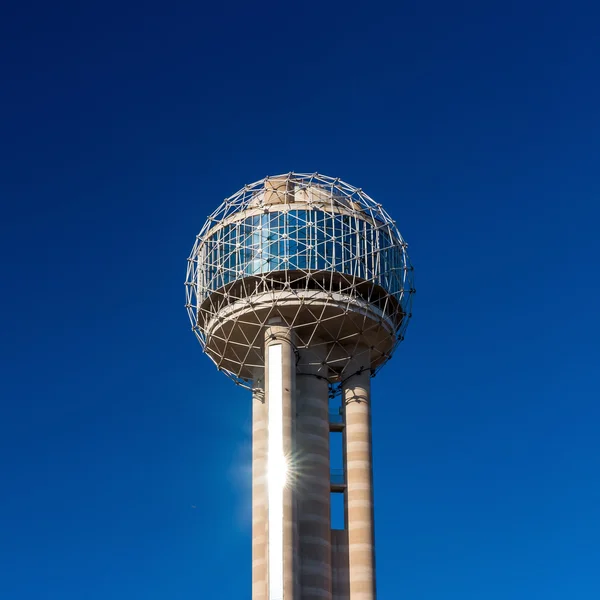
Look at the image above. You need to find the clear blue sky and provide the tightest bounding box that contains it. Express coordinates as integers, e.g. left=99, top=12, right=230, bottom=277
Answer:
left=1, top=1, right=599, bottom=598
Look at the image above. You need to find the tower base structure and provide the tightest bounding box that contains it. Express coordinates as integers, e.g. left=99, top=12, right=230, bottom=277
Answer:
left=252, top=325, right=375, bottom=600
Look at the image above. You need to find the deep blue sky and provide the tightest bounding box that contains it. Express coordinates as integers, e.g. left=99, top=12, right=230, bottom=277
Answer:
left=1, top=1, right=599, bottom=598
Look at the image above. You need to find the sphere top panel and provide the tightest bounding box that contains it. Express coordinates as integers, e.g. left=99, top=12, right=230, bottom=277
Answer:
left=185, top=173, right=415, bottom=388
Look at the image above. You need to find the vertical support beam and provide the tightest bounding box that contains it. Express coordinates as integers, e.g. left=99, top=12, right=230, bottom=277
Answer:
left=343, top=352, right=376, bottom=600
left=265, top=324, right=296, bottom=600
left=297, top=344, right=332, bottom=600
left=331, top=529, right=350, bottom=600
left=252, top=370, right=267, bottom=600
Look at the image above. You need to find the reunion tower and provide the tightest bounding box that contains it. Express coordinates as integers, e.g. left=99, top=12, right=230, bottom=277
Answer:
left=185, top=173, right=414, bottom=600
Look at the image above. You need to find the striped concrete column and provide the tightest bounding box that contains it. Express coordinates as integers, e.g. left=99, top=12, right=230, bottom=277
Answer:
left=265, top=324, right=297, bottom=600
left=331, top=529, right=350, bottom=600
left=297, top=344, right=332, bottom=600
left=343, top=352, right=376, bottom=600
left=252, top=371, right=268, bottom=600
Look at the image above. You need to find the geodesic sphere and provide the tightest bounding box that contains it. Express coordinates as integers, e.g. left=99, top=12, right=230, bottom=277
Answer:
left=185, top=173, right=414, bottom=387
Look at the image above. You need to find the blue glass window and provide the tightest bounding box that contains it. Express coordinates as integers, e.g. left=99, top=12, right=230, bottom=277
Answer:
left=200, top=208, right=404, bottom=301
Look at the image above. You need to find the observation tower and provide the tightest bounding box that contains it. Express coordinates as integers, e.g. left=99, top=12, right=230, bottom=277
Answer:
left=185, top=173, right=414, bottom=600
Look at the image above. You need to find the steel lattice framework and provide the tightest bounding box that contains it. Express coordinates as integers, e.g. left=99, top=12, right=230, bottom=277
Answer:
left=185, top=172, right=415, bottom=388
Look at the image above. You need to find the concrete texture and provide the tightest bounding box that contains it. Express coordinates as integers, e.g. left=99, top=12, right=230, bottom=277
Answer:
left=343, top=353, right=376, bottom=600
left=265, top=324, right=297, bottom=600
left=297, top=345, right=332, bottom=600
left=252, top=334, right=377, bottom=600
left=252, top=373, right=267, bottom=600
left=331, top=529, right=350, bottom=600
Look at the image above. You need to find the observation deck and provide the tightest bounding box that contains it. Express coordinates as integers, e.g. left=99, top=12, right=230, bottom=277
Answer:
left=186, top=173, right=414, bottom=387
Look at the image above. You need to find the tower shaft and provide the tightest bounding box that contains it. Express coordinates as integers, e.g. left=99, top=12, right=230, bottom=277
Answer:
left=296, top=345, right=332, bottom=599
left=265, top=325, right=297, bottom=600
left=253, top=328, right=375, bottom=600
left=252, top=378, right=267, bottom=600
left=343, top=356, right=376, bottom=600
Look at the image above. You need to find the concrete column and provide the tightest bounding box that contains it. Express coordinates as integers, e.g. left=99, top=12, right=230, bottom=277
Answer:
left=265, top=324, right=296, bottom=600
left=331, top=529, right=350, bottom=600
left=297, top=345, right=332, bottom=600
left=343, top=352, right=376, bottom=600
left=252, top=371, right=267, bottom=600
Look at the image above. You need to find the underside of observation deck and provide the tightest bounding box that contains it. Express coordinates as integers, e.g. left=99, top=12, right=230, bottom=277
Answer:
left=195, top=271, right=406, bottom=382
